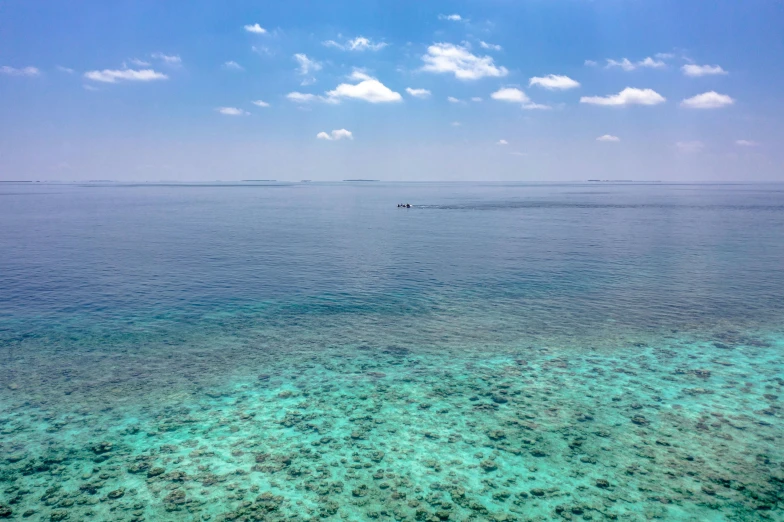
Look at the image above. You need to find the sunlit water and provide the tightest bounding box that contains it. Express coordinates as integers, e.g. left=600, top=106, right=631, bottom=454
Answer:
left=1, top=182, right=782, bottom=521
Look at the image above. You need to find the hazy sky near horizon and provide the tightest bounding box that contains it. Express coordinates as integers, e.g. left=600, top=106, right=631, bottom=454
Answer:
left=1, top=0, right=783, bottom=182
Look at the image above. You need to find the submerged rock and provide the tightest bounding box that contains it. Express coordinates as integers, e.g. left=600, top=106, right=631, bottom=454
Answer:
left=0, top=504, right=11, bottom=518
left=90, top=442, right=113, bottom=454
left=480, top=459, right=498, bottom=472
left=107, top=488, right=125, bottom=499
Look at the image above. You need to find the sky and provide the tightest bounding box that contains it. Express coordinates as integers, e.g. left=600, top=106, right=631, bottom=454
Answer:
left=1, top=0, right=783, bottom=182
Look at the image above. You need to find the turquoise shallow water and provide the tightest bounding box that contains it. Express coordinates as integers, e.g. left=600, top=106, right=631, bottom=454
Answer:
left=1, top=182, right=783, bottom=521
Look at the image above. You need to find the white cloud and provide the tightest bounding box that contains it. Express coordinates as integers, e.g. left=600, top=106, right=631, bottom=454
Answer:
left=497, top=139, right=508, bottom=145
left=421, top=43, right=508, bottom=80
left=682, top=64, right=727, bottom=77
left=323, top=36, right=387, bottom=51
left=523, top=102, right=551, bottom=110
left=56, top=66, right=74, bottom=74
left=605, top=57, right=665, bottom=71
left=491, top=87, right=530, bottom=103
left=439, top=14, right=463, bottom=21
left=289, top=73, right=401, bottom=104
left=405, top=87, right=431, bottom=98
left=217, top=107, right=249, bottom=116
left=580, top=87, right=666, bottom=106
left=596, top=134, right=620, bottom=142
left=348, top=70, right=372, bottom=81
left=451, top=121, right=462, bottom=127
left=294, top=54, right=322, bottom=76
left=529, top=74, right=580, bottom=90
left=286, top=92, right=326, bottom=104
left=676, top=141, right=704, bottom=152
left=638, top=57, right=665, bottom=68
left=736, top=140, right=758, bottom=147
left=655, top=52, right=675, bottom=59
left=0, top=65, right=40, bottom=77
left=471, top=97, right=482, bottom=102
left=447, top=96, right=461, bottom=103
left=84, top=68, right=168, bottom=83
left=317, top=129, right=353, bottom=141
left=479, top=41, right=502, bottom=51
left=129, top=58, right=151, bottom=67
left=680, top=91, right=734, bottom=109
left=151, top=53, right=182, bottom=65
left=252, top=100, right=270, bottom=107
left=223, top=61, right=244, bottom=71
left=325, top=75, right=402, bottom=103
left=244, top=23, right=267, bottom=34
left=584, top=60, right=598, bottom=67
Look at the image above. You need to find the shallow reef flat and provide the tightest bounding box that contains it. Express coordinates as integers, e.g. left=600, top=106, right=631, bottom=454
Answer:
left=0, top=318, right=782, bottom=522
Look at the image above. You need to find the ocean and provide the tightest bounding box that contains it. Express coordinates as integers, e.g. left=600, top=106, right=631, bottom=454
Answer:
left=0, top=181, right=782, bottom=521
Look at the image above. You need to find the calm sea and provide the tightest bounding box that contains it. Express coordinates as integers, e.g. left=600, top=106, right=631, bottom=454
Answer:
left=1, top=182, right=782, bottom=521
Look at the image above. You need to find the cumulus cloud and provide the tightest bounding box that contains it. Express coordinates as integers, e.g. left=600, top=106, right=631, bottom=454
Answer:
left=451, top=121, right=462, bottom=127
left=323, top=36, right=387, bottom=51
left=606, top=57, right=665, bottom=71
left=244, top=23, right=267, bottom=34
left=325, top=74, right=402, bottom=103
left=447, top=96, right=462, bottom=103
left=84, top=68, right=168, bottom=83
left=491, top=87, right=530, bottom=103
left=580, top=87, right=666, bottom=106
left=682, top=64, right=728, bottom=77
left=217, top=107, right=249, bottom=116
left=56, top=66, right=75, bottom=74
left=129, top=58, right=151, bottom=67
left=596, top=135, right=620, bottom=142
left=0, top=65, right=40, bottom=77
left=529, top=74, right=580, bottom=90
left=584, top=60, right=598, bottom=67
left=294, top=54, right=321, bottom=76
left=252, top=100, right=270, bottom=107
left=680, top=91, right=734, bottom=109
left=288, top=74, right=401, bottom=104
left=676, top=141, right=704, bottom=152
left=317, top=129, right=353, bottom=141
left=152, top=53, right=182, bottom=65
left=223, top=61, right=244, bottom=71
left=421, top=43, right=508, bottom=80
left=439, top=14, right=463, bottom=21
left=735, top=140, right=758, bottom=146
left=405, top=87, right=431, bottom=98
left=490, top=87, right=548, bottom=110
left=471, top=97, right=482, bottom=102
left=479, top=41, right=502, bottom=51
left=497, top=139, right=508, bottom=145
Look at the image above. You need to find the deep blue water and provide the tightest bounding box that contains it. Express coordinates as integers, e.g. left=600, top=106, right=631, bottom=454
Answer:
left=0, top=182, right=782, bottom=521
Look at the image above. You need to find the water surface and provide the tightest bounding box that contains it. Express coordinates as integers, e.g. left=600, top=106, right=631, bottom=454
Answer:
left=1, top=182, right=782, bottom=521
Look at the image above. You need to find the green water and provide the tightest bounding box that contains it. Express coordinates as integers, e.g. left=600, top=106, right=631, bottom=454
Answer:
left=1, top=182, right=783, bottom=520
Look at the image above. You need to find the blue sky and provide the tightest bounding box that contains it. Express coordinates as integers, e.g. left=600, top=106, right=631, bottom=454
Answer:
left=1, top=0, right=783, bottom=181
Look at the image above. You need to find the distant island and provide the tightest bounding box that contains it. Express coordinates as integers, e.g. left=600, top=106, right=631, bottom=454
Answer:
left=343, top=179, right=379, bottom=182
left=241, top=179, right=277, bottom=182
left=587, top=180, right=661, bottom=183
